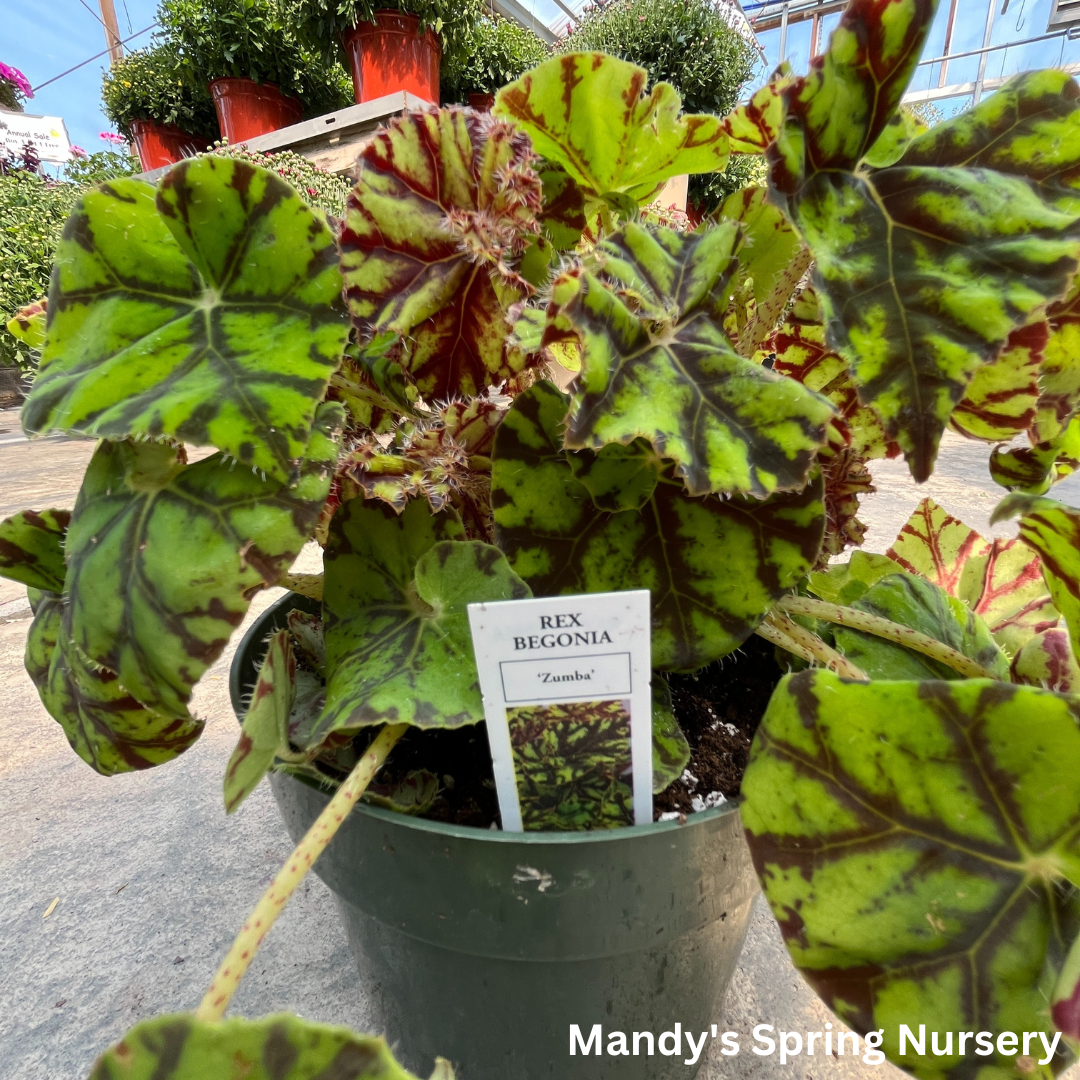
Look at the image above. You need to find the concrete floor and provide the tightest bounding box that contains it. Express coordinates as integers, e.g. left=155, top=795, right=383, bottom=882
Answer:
left=1, top=411, right=1078, bottom=1080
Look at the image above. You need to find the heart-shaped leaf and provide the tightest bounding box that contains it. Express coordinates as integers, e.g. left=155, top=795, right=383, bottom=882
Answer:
left=993, top=494, right=1080, bottom=664
left=829, top=574, right=1009, bottom=681
left=317, top=498, right=529, bottom=741
left=340, top=108, right=543, bottom=401
left=87, top=1012, right=442, bottom=1080
left=23, top=157, right=348, bottom=484
left=63, top=402, right=341, bottom=722
left=491, top=381, right=825, bottom=670
left=743, top=668, right=1080, bottom=1078
left=26, top=590, right=204, bottom=775
left=0, top=508, right=69, bottom=592
left=558, top=221, right=835, bottom=497
left=768, top=4, right=1080, bottom=482
left=888, top=497, right=1058, bottom=654
left=494, top=53, right=730, bottom=207
left=224, top=628, right=296, bottom=814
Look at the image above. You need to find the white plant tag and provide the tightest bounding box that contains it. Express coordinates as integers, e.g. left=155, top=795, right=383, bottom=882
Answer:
left=467, top=590, right=652, bottom=832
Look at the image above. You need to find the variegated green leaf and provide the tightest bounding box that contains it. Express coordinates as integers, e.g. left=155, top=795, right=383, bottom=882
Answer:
left=989, top=415, right=1080, bottom=494
left=1011, top=628, right=1080, bottom=693
left=26, top=590, right=204, bottom=775
left=87, top=1012, right=443, bottom=1080
left=558, top=221, right=835, bottom=497
left=5, top=297, right=46, bottom=349
left=494, top=53, right=730, bottom=207
left=317, top=498, right=529, bottom=741
left=1033, top=278, right=1080, bottom=444
left=743, top=669, right=1080, bottom=1080
left=807, top=549, right=902, bottom=605
left=720, top=71, right=792, bottom=154
left=769, top=7, right=1080, bottom=481
left=340, top=108, right=543, bottom=402
left=364, top=769, right=439, bottom=815
left=652, top=677, right=690, bottom=794
left=491, top=381, right=825, bottom=670
left=566, top=437, right=662, bottom=512
left=949, top=322, right=1044, bottom=442
left=717, top=186, right=809, bottom=358
left=23, top=158, right=348, bottom=484
left=0, top=508, right=69, bottom=593
left=992, top=494, right=1080, bottom=664
left=888, top=497, right=1058, bottom=654
left=830, top=574, right=1009, bottom=681
left=63, top=402, right=341, bottom=723
left=224, top=629, right=295, bottom=814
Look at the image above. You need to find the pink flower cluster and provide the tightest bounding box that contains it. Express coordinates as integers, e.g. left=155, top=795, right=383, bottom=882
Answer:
left=70, top=145, right=87, bottom=157
left=99, top=131, right=127, bottom=145
left=0, top=62, right=32, bottom=99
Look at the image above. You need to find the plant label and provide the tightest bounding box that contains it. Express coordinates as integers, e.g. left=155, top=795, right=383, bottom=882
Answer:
left=467, top=590, right=652, bottom=832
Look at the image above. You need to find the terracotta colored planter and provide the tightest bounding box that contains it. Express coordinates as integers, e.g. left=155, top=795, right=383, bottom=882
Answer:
left=208, top=77, right=303, bottom=143
left=467, top=91, right=495, bottom=111
left=342, top=11, right=441, bottom=104
left=128, top=119, right=205, bottom=171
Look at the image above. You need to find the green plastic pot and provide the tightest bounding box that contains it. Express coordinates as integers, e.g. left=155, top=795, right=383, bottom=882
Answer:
left=232, top=592, right=759, bottom=1079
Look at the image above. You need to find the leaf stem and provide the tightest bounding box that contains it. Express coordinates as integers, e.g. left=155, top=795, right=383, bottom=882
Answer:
left=756, top=610, right=868, bottom=681
left=195, top=723, right=408, bottom=1022
left=776, top=595, right=1003, bottom=681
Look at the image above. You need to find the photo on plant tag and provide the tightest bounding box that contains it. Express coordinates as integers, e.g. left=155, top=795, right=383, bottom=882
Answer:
left=506, top=698, right=634, bottom=831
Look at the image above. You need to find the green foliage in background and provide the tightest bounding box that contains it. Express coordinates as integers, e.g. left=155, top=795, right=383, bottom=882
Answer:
left=101, top=41, right=218, bottom=139
left=441, top=15, right=550, bottom=102
left=562, top=0, right=755, bottom=210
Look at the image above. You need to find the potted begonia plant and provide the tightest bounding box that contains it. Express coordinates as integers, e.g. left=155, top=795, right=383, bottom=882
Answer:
left=293, top=0, right=483, bottom=104
left=101, top=42, right=217, bottom=170
left=6, top=0, right=1080, bottom=1076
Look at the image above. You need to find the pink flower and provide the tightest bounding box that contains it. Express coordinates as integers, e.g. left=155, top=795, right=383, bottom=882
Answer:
left=0, top=62, right=32, bottom=98
left=70, top=145, right=87, bottom=157
left=99, top=131, right=126, bottom=145
left=306, top=186, right=318, bottom=196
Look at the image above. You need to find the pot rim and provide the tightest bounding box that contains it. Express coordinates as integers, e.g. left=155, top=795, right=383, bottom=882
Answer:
left=234, top=590, right=741, bottom=849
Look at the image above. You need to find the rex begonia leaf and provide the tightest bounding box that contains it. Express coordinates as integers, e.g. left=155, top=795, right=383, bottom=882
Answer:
left=742, top=668, right=1080, bottom=1079
left=26, top=590, right=204, bottom=775
left=63, top=402, right=341, bottom=722
left=807, top=549, right=902, bottom=605
left=769, top=4, right=1080, bottom=482
left=1033, top=279, right=1080, bottom=443
left=558, top=221, right=835, bottom=498
left=989, top=418, right=1080, bottom=495
left=316, top=498, right=528, bottom=741
left=651, top=678, right=690, bottom=794
left=224, top=628, right=295, bottom=814
left=717, top=186, right=809, bottom=358
left=720, top=70, right=792, bottom=154
left=830, top=573, right=1010, bottom=682
left=888, top=497, right=1058, bottom=654
left=493, top=53, right=730, bottom=207
left=87, top=1012, right=440, bottom=1080
left=992, top=493, right=1080, bottom=665
left=949, top=322, right=1044, bottom=442
left=5, top=298, right=46, bottom=349
left=22, top=158, right=348, bottom=484
left=340, top=108, right=543, bottom=401
left=491, top=381, right=825, bottom=670
left=1011, top=628, right=1080, bottom=694
left=0, top=508, right=69, bottom=592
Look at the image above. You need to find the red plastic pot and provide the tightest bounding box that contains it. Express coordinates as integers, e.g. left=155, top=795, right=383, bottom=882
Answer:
left=341, top=11, right=441, bottom=104
left=128, top=120, right=205, bottom=171
left=208, top=77, right=303, bottom=143
left=467, top=92, right=495, bottom=111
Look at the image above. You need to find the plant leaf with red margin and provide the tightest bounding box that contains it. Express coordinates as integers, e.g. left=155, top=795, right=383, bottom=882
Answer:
left=888, top=496, right=1058, bottom=654
left=341, top=107, right=543, bottom=400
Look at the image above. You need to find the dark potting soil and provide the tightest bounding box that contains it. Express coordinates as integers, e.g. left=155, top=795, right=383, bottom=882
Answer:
left=369, top=633, right=784, bottom=828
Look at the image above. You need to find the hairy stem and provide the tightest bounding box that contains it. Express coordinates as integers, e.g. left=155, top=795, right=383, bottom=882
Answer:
left=777, top=595, right=1003, bottom=681
left=756, top=610, right=868, bottom=681
left=196, top=723, right=408, bottom=1022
